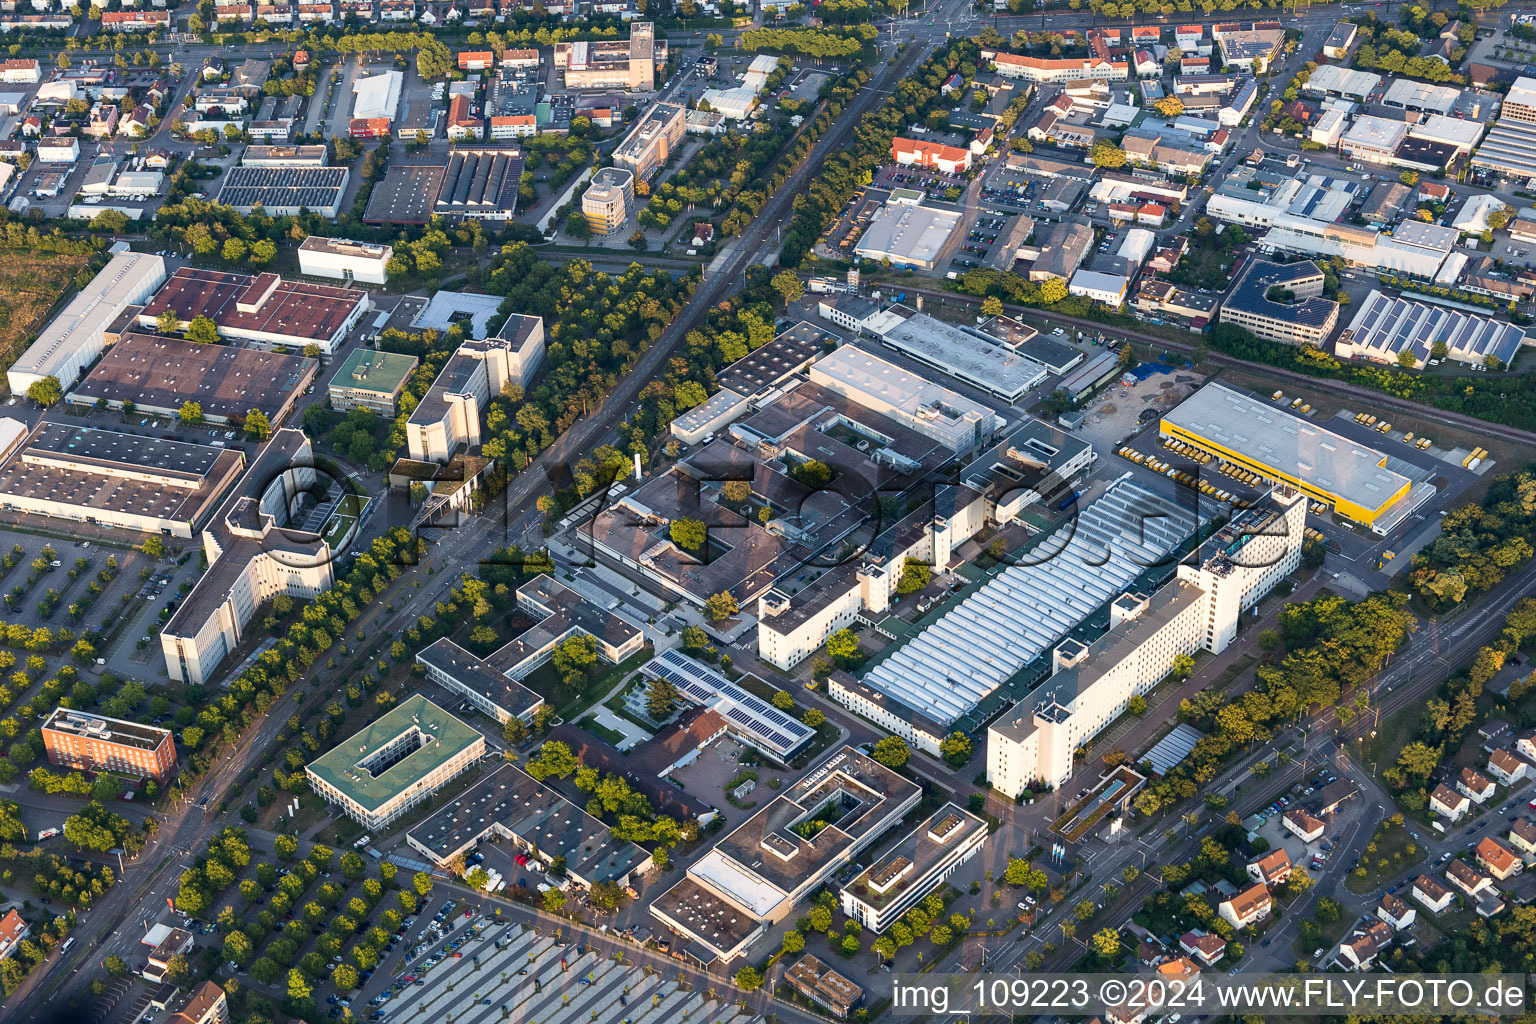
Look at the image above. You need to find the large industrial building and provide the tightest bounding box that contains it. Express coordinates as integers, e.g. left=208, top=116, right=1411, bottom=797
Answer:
left=807, top=344, right=999, bottom=453
left=406, top=315, right=546, bottom=462
left=433, top=149, right=524, bottom=221
left=216, top=166, right=350, bottom=218
left=138, top=268, right=370, bottom=357
left=832, top=474, right=1200, bottom=755
left=297, top=236, right=393, bottom=284
left=650, top=746, right=921, bottom=964
left=853, top=204, right=961, bottom=270
left=1470, top=76, right=1536, bottom=179
left=855, top=306, right=1048, bottom=403
left=6, top=251, right=166, bottom=396
left=1160, top=382, right=1421, bottom=531
left=306, top=695, right=484, bottom=831
left=612, top=102, right=685, bottom=181
left=1338, top=290, right=1530, bottom=369
left=0, top=421, right=244, bottom=538
left=69, top=333, right=314, bottom=426
left=1220, top=259, right=1340, bottom=345
left=987, top=491, right=1305, bottom=796
left=41, top=708, right=177, bottom=784
left=553, top=22, right=662, bottom=91
left=351, top=68, right=402, bottom=122
left=160, top=430, right=335, bottom=685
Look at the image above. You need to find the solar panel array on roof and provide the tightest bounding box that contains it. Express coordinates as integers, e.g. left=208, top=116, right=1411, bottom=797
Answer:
left=217, top=165, right=348, bottom=212
left=859, top=475, right=1201, bottom=726
left=1343, top=289, right=1528, bottom=367
left=645, top=649, right=814, bottom=759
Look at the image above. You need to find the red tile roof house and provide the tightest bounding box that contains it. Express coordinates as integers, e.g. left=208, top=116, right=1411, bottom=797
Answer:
left=1246, top=848, right=1292, bottom=887
left=0, top=909, right=27, bottom=959
left=1336, top=919, right=1394, bottom=971
left=1376, top=892, right=1415, bottom=931
left=1178, top=930, right=1226, bottom=966
left=1217, top=882, right=1271, bottom=930
left=1430, top=782, right=1470, bottom=822
left=891, top=137, right=972, bottom=174
left=1477, top=836, right=1523, bottom=881
left=1446, top=858, right=1494, bottom=899
left=1412, top=874, right=1454, bottom=913
left=1283, top=806, right=1326, bottom=842
left=1488, top=748, right=1529, bottom=786
left=1458, top=766, right=1496, bottom=804
left=1509, top=817, right=1536, bottom=856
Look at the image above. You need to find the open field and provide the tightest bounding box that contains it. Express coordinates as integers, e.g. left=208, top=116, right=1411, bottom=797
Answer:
left=0, top=249, right=95, bottom=395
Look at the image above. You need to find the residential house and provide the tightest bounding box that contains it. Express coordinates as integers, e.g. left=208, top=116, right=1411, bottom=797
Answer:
left=1446, top=858, right=1494, bottom=899
left=1246, top=848, right=1292, bottom=887
left=1177, top=930, right=1225, bottom=966
left=1509, top=817, right=1536, bottom=856
left=1376, top=892, right=1415, bottom=931
left=1459, top=766, right=1496, bottom=804
left=1430, top=782, right=1470, bottom=822
left=1477, top=836, right=1523, bottom=880
left=1216, top=882, right=1272, bottom=930
left=1283, top=806, right=1326, bottom=842
left=1336, top=919, right=1394, bottom=971
left=1489, top=749, right=1529, bottom=786
left=0, top=910, right=26, bottom=959
left=1412, top=874, right=1454, bottom=913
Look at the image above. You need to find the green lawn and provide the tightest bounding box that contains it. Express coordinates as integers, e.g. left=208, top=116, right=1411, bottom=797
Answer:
left=1344, top=818, right=1425, bottom=894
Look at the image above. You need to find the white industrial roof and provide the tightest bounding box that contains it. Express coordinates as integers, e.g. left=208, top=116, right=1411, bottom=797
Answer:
left=1391, top=220, right=1458, bottom=253
left=855, top=204, right=961, bottom=267
left=352, top=69, right=402, bottom=121
left=1163, top=382, right=1410, bottom=514
left=857, top=475, right=1201, bottom=726
left=870, top=310, right=1047, bottom=401
left=1453, top=193, right=1509, bottom=233
left=809, top=344, right=997, bottom=425
left=1069, top=269, right=1128, bottom=296
left=1506, top=76, right=1536, bottom=111
left=9, top=251, right=165, bottom=384
left=1307, top=63, right=1381, bottom=97
left=1408, top=114, right=1484, bottom=150
left=1117, top=227, right=1156, bottom=265
left=1383, top=78, right=1460, bottom=113
left=1343, top=114, right=1407, bottom=152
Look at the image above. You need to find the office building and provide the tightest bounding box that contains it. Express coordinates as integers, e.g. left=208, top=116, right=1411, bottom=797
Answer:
left=1219, top=259, right=1339, bottom=345
left=42, top=708, right=177, bottom=783
left=985, top=50, right=1129, bottom=83
left=612, top=102, right=684, bottom=181
left=554, top=22, right=663, bottom=91
left=138, top=267, right=369, bottom=357
left=582, top=167, right=634, bottom=235
left=160, top=430, right=334, bottom=686
left=406, top=316, right=546, bottom=462
left=1160, top=382, right=1418, bottom=531
left=406, top=762, right=653, bottom=885
left=784, top=958, right=863, bottom=1019
left=297, top=237, right=393, bottom=284
left=327, top=349, right=418, bottom=415
left=416, top=574, right=641, bottom=725
left=839, top=804, right=987, bottom=932
left=986, top=492, right=1303, bottom=795
left=306, top=695, right=484, bottom=831
left=6, top=251, right=166, bottom=395
left=650, top=747, right=921, bottom=964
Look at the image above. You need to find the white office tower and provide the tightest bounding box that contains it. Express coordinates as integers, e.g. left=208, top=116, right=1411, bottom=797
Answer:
left=987, top=490, right=1305, bottom=796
